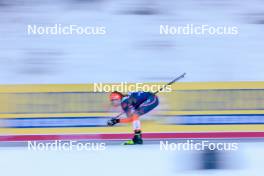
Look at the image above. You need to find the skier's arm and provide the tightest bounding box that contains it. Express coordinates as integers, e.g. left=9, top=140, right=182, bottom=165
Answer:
left=107, top=95, right=139, bottom=126
left=107, top=106, right=139, bottom=126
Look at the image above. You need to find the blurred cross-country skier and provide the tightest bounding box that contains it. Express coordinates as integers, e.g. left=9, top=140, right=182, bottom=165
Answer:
left=107, top=91, right=159, bottom=145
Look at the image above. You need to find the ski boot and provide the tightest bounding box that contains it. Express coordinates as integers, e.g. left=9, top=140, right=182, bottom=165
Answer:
left=123, top=130, right=143, bottom=145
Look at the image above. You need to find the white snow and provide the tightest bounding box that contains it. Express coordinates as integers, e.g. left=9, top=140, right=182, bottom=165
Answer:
left=0, top=142, right=263, bottom=176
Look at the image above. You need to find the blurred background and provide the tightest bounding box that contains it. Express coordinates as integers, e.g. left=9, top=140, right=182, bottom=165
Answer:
left=0, top=0, right=264, bottom=176
left=0, top=0, right=264, bottom=83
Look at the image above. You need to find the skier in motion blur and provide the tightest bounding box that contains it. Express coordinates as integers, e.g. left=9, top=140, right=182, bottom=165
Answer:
left=107, top=91, right=159, bottom=145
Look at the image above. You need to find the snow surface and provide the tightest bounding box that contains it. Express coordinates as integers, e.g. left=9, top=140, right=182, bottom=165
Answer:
left=0, top=142, right=263, bottom=176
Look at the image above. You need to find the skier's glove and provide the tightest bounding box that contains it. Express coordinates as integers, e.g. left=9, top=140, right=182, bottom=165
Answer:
left=107, top=118, right=120, bottom=126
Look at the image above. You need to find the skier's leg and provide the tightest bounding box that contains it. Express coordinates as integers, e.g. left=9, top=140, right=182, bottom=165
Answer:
left=137, top=95, right=159, bottom=116
left=121, top=114, right=143, bottom=145
left=123, top=95, right=159, bottom=145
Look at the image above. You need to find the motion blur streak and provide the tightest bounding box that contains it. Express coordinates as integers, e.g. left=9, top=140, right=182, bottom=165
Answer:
left=0, top=0, right=264, bottom=176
